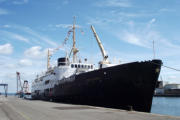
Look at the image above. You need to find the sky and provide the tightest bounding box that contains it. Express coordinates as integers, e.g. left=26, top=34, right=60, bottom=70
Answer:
left=0, top=0, right=180, bottom=92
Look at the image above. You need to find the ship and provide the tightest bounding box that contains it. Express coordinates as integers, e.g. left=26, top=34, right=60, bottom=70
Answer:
left=155, top=80, right=180, bottom=97
left=31, top=18, right=162, bottom=113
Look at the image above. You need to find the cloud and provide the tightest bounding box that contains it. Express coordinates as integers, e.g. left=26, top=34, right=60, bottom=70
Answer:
left=126, top=21, right=134, bottom=26
left=87, top=11, right=155, bottom=26
left=0, top=30, right=30, bottom=43
left=116, top=12, right=145, bottom=17
left=0, top=55, right=47, bottom=92
left=24, top=46, right=47, bottom=59
left=95, top=0, right=131, bottom=7
left=62, top=0, right=69, bottom=5
left=19, top=59, right=32, bottom=66
left=5, top=63, right=16, bottom=68
left=0, top=8, right=8, bottom=15
left=0, top=25, right=57, bottom=47
left=0, top=0, right=6, bottom=3
left=13, top=34, right=29, bottom=43
left=149, top=18, right=156, bottom=24
left=120, top=32, right=148, bottom=47
left=2, top=24, right=11, bottom=28
left=48, top=24, right=82, bottom=29
left=117, top=27, right=180, bottom=50
left=114, top=17, right=180, bottom=51
left=18, top=26, right=58, bottom=47
left=168, top=75, right=177, bottom=79
left=0, top=0, right=29, bottom=5
left=111, top=10, right=156, bottom=18
left=13, top=0, right=28, bottom=5
left=0, top=43, right=13, bottom=55
left=159, top=8, right=174, bottom=12
left=87, top=17, right=121, bottom=25
left=55, top=24, right=72, bottom=28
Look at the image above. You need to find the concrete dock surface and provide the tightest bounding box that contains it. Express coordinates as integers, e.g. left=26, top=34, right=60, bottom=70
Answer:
left=0, top=96, right=180, bottom=120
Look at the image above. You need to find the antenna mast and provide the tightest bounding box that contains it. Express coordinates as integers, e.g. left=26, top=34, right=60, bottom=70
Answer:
left=153, top=40, right=155, bottom=59
left=47, top=49, right=51, bottom=70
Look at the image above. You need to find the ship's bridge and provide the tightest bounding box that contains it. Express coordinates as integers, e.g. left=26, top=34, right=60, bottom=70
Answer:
left=57, top=57, right=95, bottom=73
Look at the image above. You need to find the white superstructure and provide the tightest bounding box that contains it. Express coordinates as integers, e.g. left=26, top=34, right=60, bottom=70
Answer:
left=32, top=60, right=95, bottom=95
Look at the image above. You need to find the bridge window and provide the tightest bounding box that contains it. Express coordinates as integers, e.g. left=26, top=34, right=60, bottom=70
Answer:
left=78, top=64, right=80, bottom=68
left=71, top=64, right=74, bottom=68
left=75, top=64, right=77, bottom=68
left=88, top=65, right=90, bottom=69
left=81, top=65, right=84, bottom=68
left=91, top=65, right=93, bottom=69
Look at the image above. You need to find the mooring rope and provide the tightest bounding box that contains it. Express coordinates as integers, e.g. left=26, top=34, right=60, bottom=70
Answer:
left=151, top=61, right=180, bottom=72
left=162, top=65, right=180, bottom=72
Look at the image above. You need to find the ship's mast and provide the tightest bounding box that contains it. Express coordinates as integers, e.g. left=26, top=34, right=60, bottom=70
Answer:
left=46, top=17, right=78, bottom=68
left=72, top=16, right=79, bottom=62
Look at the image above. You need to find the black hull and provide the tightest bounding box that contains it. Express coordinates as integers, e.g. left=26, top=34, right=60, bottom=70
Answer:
left=32, top=59, right=162, bottom=112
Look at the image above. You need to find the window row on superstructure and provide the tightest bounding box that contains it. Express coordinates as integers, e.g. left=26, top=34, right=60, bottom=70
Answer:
left=71, top=64, right=93, bottom=69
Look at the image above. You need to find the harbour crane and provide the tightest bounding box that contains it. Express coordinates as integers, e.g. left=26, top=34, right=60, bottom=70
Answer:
left=16, top=72, right=22, bottom=93
left=16, top=72, right=23, bottom=97
left=16, top=72, right=31, bottom=98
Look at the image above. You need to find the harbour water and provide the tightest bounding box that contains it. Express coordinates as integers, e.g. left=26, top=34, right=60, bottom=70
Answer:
left=151, top=97, right=180, bottom=117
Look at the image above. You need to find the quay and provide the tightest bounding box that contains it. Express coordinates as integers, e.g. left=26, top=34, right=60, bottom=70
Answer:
left=0, top=96, right=180, bottom=120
